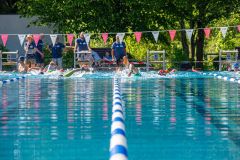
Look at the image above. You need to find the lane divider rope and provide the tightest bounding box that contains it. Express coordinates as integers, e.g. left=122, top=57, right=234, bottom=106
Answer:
left=201, top=72, right=240, bottom=83
left=0, top=76, right=25, bottom=87
left=110, top=78, right=128, bottom=160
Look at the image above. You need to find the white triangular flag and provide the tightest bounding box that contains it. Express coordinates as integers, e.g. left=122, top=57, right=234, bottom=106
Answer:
left=50, top=34, right=58, bottom=46
left=84, top=33, right=90, bottom=44
left=117, top=33, right=125, bottom=42
left=18, top=34, right=26, bottom=46
left=186, top=29, right=193, bottom=41
left=220, top=27, right=228, bottom=38
left=152, top=31, right=159, bottom=42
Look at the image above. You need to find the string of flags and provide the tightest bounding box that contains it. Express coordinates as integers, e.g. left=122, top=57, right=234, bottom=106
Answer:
left=1, top=25, right=240, bottom=47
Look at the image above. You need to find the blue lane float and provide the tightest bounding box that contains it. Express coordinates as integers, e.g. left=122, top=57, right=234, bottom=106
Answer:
left=0, top=76, right=25, bottom=87
left=110, top=78, right=128, bottom=160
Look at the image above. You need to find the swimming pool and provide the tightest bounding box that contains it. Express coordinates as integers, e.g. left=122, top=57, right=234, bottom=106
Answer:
left=0, top=71, right=240, bottom=160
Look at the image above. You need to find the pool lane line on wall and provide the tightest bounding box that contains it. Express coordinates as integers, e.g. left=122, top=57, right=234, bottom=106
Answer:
left=0, top=76, right=25, bottom=87
left=110, top=78, right=128, bottom=160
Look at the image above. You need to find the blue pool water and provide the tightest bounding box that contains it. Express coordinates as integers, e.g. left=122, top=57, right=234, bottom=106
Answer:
left=0, top=71, right=240, bottom=160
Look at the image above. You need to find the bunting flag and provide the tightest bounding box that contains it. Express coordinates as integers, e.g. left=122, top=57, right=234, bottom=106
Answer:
left=1, top=34, right=8, bottom=46
left=67, top=34, right=74, bottom=46
left=102, top=33, right=108, bottom=44
left=169, top=30, right=176, bottom=41
left=220, top=27, right=228, bottom=38
left=18, top=34, right=26, bottom=46
left=134, top=32, right=142, bottom=43
left=117, top=33, right=125, bottom=42
left=50, top=34, right=58, bottom=46
left=204, top=28, right=211, bottom=39
left=186, top=29, right=193, bottom=41
left=84, top=33, right=90, bottom=44
left=152, top=31, right=159, bottom=42
left=237, top=25, right=240, bottom=32
left=33, top=34, right=40, bottom=44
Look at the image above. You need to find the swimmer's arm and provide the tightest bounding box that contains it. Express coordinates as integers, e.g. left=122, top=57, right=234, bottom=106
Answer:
left=35, top=48, right=44, bottom=57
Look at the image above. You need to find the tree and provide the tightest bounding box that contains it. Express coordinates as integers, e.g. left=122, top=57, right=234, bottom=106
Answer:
left=17, top=0, right=240, bottom=68
left=151, top=0, right=240, bottom=67
left=0, top=0, right=18, bottom=14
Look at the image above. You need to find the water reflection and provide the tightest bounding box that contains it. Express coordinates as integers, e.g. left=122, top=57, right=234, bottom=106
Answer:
left=136, top=87, right=142, bottom=125
left=169, top=80, right=176, bottom=128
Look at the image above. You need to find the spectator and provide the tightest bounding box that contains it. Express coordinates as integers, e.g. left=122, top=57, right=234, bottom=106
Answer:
left=74, top=32, right=93, bottom=68
left=111, top=35, right=126, bottom=68
left=24, top=34, right=39, bottom=68
left=49, top=36, right=65, bottom=69
left=35, top=34, right=45, bottom=68
left=103, top=52, right=112, bottom=62
left=92, top=50, right=102, bottom=66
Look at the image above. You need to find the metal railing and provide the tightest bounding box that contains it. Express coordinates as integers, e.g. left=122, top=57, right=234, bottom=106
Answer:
left=0, top=50, right=19, bottom=71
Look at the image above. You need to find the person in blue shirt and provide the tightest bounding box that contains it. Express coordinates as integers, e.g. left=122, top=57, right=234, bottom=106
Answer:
left=24, top=34, right=40, bottom=69
left=74, top=32, right=93, bottom=68
left=111, top=35, right=126, bottom=67
left=49, top=36, right=65, bottom=69
left=35, top=34, right=45, bottom=68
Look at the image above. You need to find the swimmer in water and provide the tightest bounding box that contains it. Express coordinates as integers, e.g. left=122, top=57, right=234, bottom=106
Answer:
left=122, top=56, right=140, bottom=77
left=158, top=68, right=176, bottom=76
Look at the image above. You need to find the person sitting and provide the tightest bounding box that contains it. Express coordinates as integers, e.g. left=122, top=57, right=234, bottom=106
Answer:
left=233, top=62, right=239, bottom=72
left=122, top=56, right=140, bottom=77
left=18, top=56, right=27, bottom=73
left=92, top=50, right=102, bottom=66
left=103, top=52, right=112, bottom=62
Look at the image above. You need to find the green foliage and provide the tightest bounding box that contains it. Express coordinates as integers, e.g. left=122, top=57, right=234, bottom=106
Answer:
left=16, top=0, right=240, bottom=69
left=0, top=0, right=18, bottom=14
left=0, top=45, right=8, bottom=52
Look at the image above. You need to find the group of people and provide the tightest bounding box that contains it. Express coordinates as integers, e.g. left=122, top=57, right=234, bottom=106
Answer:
left=18, top=34, right=65, bottom=73
left=17, top=32, right=141, bottom=76
left=73, top=32, right=140, bottom=76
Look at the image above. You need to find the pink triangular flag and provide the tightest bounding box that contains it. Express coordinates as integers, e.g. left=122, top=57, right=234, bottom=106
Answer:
left=1, top=34, right=8, bottom=46
left=134, top=32, right=142, bottom=43
left=67, top=34, right=74, bottom=46
left=237, top=25, right=240, bottom=32
left=102, top=33, right=108, bottom=44
left=169, top=30, right=176, bottom=41
left=33, top=34, right=40, bottom=44
left=204, top=28, right=211, bottom=39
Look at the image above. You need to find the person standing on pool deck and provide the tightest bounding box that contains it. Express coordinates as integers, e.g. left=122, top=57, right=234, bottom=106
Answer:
left=24, top=34, right=40, bottom=69
left=74, top=32, right=93, bottom=68
left=111, top=35, right=126, bottom=67
left=35, top=34, right=45, bottom=68
left=49, top=36, right=65, bottom=69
